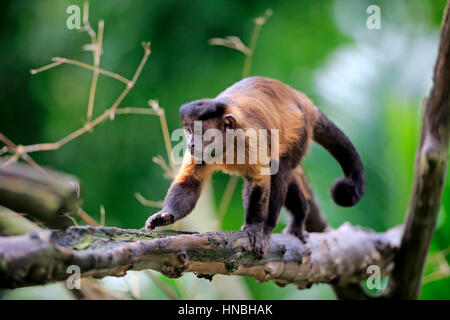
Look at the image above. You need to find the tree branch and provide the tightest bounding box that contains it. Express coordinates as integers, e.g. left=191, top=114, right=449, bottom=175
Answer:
left=388, top=0, right=450, bottom=299
left=0, top=160, right=79, bottom=228
left=0, top=206, right=42, bottom=236
left=0, top=224, right=401, bottom=289
left=293, top=167, right=373, bottom=299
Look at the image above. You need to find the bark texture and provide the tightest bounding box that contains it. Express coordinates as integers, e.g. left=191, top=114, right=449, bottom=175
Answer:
left=0, top=1, right=449, bottom=300
left=0, top=223, right=401, bottom=289
left=0, top=160, right=79, bottom=228
left=388, top=1, right=450, bottom=299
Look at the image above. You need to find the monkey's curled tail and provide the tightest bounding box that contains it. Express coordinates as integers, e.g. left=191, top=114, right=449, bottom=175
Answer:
left=312, top=109, right=366, bottom=207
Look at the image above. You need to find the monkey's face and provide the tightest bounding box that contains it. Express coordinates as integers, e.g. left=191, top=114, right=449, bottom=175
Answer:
left=183, top=117, right=225, bottom=160
left=180, top=99, right=237, bottom=163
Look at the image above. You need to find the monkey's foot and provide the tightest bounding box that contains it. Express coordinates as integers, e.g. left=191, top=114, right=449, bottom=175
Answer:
left=241, top=223, right=270, bottom=259
left=283, top=225, right=309, bottom=244
left=145, top=210, right=174, bottom=230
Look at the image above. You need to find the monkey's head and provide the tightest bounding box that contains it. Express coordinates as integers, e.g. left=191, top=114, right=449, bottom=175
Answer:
left=179, top=99, right=237, bottom=160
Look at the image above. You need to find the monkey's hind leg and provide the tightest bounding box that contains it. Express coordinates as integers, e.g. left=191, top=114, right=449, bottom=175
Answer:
left=283, top=173, right=309, bottom=243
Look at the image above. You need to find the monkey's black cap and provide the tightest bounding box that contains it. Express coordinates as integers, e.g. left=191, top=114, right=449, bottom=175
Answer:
left=180, top=99, right=226, bottom=120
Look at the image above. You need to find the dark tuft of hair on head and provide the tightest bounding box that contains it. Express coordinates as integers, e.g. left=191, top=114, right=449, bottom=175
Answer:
left=198, top=101, right=225, bottom=120
left=179, top=99, right=225, bottom=120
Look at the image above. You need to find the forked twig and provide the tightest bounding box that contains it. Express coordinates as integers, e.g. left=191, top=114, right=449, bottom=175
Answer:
left=30, top=57, right=130, bottom=84
left=2, top=42, right=151, bottom=158
left=0, top=5, right=152, bottom=229
left=135, top=193, right=163, bottom=209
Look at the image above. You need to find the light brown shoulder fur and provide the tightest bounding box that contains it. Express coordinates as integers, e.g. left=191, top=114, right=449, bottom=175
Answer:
left=216, top=76, right=317, bottom=177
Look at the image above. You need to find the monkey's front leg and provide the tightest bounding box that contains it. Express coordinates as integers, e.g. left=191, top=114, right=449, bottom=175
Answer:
left=145, top=162, right=205, bottom=230
left=242, top=177, right=271, bottom=258
left=145, top=177, right=202, bottom=230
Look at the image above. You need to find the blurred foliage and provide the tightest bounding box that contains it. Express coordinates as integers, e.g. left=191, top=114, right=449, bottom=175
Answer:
left=0, top=0, right=449, bottom=299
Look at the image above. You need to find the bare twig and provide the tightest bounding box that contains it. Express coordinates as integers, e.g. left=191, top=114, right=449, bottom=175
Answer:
left=86, top=19, right=104, bottom=122
left=100, top=205, right=106, bottom=226
left=64, top=213, right=79, bottom=227
left=29, top=60, right=64, bottom=74
left=31, top=57, right=130, bottom=85
left=209, top=36, right=251, bottom=55
left=152, top=155, right=175, bottom=180
left=214, top=9, right=273, bottom=219
left=208, top=8, right=273, bottom=78
left=115, top=107, right=158, bottom=116
left=135, top=192, right=163, bottom=209
left=1, top=9, right=153, bottom=169
left=242, top=8, right=273, bottom=78
left=422, top=249, right=450, bottom=285
left=76, top=208, right=100, bottom=227
left=0, top=133, right=16, bottom=150
left=0, top=134, right=47, bottom=175
left=81, top=1, right=96, bottom=43
left=149, top=100, right=174, bottom=172
left=146, top=271, right=179, bottom=300
left=73, top=277, right=131, bottom=300
left=1, top=42, right=151, bottom=162
left=217, top=174, right=239, bottom=221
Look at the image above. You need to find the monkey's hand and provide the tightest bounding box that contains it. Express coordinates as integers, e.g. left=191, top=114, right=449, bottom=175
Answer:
left=242, top=223, right=270, bottom=259
left=145, top=210, right=175, bottom=230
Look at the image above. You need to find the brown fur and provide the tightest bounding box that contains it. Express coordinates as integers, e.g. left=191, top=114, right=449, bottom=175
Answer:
left=173, top=77, right=317, bottom=187
left=146, top=76, right=365, bottom=258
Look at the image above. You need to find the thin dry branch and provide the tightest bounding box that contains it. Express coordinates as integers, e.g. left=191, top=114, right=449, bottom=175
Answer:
left=214, top=9, right=273, bottom=219
left=148, top=100, right=175, bottom=172
left=242, top=8, right=273, bottom=78
left=209, top=37, right=251, bottom=55
left=0, top=134, right=46, bottom=175
left=2, top=6, right=151, bottom=171
left=1, top=42, right=151, bottom=160
left=86, top=18, right=104, bottom=122
left=146, top=271, right=179, bottom=300
left=135, top=192, right=163, bottom=208
left=30, top=58, right=130, bottom=85
left=0, top=223, right=401, bottom=289
left=81, top=1, right=97, bottom=43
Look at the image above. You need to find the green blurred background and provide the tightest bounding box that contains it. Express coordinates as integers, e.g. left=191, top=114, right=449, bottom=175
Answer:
left=0, top=0, right=449, bottom=299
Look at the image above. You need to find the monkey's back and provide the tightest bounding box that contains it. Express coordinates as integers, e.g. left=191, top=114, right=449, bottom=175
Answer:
left=217, top=76, right=317, bottom=157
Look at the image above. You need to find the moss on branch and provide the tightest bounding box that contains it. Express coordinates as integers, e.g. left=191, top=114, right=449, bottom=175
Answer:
left=0, top=223, right=401, bottom=289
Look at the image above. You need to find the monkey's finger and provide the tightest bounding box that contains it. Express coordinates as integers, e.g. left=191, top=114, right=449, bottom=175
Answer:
left=144, top=216, right=155, bottom=230
left=145, top=215, right=160, bottom=230
left=145, top=212, right=174, bottom=230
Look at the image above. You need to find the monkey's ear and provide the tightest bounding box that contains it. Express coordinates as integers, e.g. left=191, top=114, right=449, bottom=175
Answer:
left=223, top=114, right=237, bottom=130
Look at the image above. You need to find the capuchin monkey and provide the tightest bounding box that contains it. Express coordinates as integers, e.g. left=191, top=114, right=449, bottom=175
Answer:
left=145, top=76, right=365, bottom=258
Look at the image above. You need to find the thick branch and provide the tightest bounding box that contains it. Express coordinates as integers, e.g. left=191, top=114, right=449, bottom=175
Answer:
left=0, top=160, right=79, bottom=228
left=389, top=1, right=450, bottom=299
left=0, top=224, right=401, bottom=289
